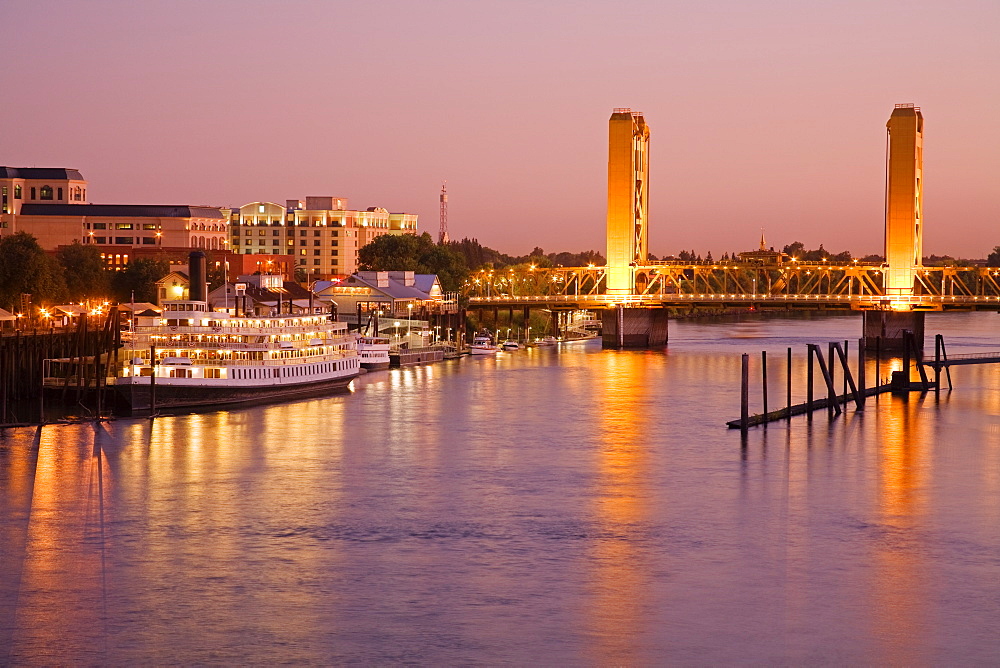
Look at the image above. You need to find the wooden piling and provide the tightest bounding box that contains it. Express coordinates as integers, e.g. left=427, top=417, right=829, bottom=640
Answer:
left=761, top=350, right=768, bottom=420
left=741, top=353, right=749, bottom=435
left=786, top=347, right=793, bottom=421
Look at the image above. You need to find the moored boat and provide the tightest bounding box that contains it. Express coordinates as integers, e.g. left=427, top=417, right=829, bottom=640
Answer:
left=501, top=340, right=520, bottom=350
left=470, top=335, right=498, bottom=355
left=115, top=298, right=360, bottom=415
left=357, top=335, right=391, bottom=370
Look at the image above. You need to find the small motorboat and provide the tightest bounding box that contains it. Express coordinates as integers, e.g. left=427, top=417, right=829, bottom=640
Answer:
left=470, top=335, right=498, bottom=355
left=501, top=340, right=520, bottom=350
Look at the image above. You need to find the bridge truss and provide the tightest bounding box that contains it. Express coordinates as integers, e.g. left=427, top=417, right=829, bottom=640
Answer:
left=464, top=262, right=1000, bottom=311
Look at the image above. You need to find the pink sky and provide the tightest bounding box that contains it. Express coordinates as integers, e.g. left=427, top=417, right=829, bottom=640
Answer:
left=4, top=0, right=998, bottom=259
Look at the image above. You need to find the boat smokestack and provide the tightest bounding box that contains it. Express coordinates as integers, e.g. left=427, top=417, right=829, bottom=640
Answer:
left=188, top=251, right=207, bottom=302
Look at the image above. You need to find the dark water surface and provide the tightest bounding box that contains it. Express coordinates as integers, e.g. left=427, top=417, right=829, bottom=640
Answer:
left=3, top=312, right=1000, bottom=664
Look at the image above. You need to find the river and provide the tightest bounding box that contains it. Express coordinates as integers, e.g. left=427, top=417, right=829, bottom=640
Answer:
left=2, top=312, right=1000, bottom=664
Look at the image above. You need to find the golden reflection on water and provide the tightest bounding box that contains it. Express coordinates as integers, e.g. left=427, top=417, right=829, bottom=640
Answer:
left=872, top=396, right=928, bottom=664
left=588, top=351, right=652, bottom=662
left=13, top=425, right=113, bottom=660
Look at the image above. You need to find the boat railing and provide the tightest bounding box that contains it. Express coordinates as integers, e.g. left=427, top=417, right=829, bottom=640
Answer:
left=126, top=350, right=358, bottom=369
left=132, top=324, right=348, bottom=336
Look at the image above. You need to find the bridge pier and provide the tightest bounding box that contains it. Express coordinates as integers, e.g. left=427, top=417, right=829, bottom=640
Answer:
left=863, top=310, right=925, bottom=351
left=601, top=307, right=668, bottom=349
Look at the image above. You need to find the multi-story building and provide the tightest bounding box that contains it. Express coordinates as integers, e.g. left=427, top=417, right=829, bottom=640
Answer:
left=229, top=196, right=418, bottom=279
left=0, top=167, right=89, bottom=216
left=1, top=166, right=229, bottom=261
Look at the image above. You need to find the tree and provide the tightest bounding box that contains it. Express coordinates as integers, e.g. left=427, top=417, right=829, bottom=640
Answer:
left=111, top=258, right=170, bottom=303
left=56, top=242, right=110, bottom=302
left=987, top=246, right=1000, bottom=267
left=359, top=232, right=469, bottom=292
left=0, top=232, right=68, bottom=309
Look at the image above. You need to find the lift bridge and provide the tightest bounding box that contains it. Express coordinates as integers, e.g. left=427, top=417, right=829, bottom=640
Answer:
left=467, top=105, right=993, bottom=349
left=465, top=261, right=1000, bottom=311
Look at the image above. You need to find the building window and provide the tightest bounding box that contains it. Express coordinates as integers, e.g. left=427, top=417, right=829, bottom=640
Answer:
left=299, top=230, right=306, bottom=236
left=93, top=223, right=107, bottom=229
left=313, top=240, right=320, bottom=246
left=57, top=188, right=63, bottom=200
left=40, top=186, right=53, bottom=200
left=272, top=230, right=279, bottom=236
left=143, top=223, right=157, bottom=230
left=272, top=239, right=279, bottom=246
left=313, top=230, right=320, bottom=236
left=142, top=237, right=157, bottom=244
left=115, top=237, right=134, bottom=244
left=116, top=223, right=133, bottom=230
left=300, top=250, right=306, bottom=256
left=14, top=185, right=21, bottom=199
left=313, top=250, right=320, bottom=256
left=299, top=240, right=306, bottom=246
left=259, top=230, right=265, bottom=236
left=30, top=187, right=36, bottom=199
left=95, top=237, right=106, bottom=244
left=313, top=260, right=321, bottom=266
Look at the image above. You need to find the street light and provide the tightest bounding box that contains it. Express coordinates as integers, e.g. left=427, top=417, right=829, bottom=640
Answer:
left=407, top=303, right=413, bottom=342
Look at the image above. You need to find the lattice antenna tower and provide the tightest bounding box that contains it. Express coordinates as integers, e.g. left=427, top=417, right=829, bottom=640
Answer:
left=438, top=181, right=449, bottom=244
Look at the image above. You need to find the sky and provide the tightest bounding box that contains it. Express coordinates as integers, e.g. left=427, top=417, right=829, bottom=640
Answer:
left=3, top=0, right=998, bottom=259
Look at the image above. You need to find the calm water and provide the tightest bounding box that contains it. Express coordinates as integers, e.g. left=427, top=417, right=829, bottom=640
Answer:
left=3, top=312, right=1000, bottom=664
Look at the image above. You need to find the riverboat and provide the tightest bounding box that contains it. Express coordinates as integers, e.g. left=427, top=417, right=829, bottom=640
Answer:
left=115, top=299, right=360, bottom=414
left=357, top=335, right=391, bottom=370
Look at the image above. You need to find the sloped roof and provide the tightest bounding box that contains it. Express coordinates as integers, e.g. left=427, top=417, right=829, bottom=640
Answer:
left=20, top=204, right=225, bottom=219
left=0, top=167, right=84, bottom=180
left=319, top=273, right=442, bottom=300
left=0, top=308, right=15, bottom=321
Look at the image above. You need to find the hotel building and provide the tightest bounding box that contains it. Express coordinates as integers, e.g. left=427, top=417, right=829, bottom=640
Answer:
left=229, top=196, right=418, bottom=279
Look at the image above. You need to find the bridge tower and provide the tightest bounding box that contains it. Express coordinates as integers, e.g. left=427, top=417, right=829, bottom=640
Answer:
left=606, top=108, right=649, bottom=295
left=884, top=103, right=924, bottom=298
left=602, top=108, right=666, bottom=347
left=865, top=103, right=926, bottom=349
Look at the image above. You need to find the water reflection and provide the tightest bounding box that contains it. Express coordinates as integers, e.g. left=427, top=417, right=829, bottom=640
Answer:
left=589, top=350, right=652, bottom=662
left=871, top=396, right=929, bottom=664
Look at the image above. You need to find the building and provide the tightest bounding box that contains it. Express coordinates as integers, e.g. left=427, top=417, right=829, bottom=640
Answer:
left=229, top=196, right=418, bottom=280
left=316, top=270, right=455, bottom=320
left=0, top=167, right=88, bottom=216
left=606, top=109, right=650, bottom=294
left=206, top=274, right=328, bottom=317
left=1, top=166, right=232, bottom=270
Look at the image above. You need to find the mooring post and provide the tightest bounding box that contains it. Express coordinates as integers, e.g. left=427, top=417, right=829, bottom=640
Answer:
left=934, top=333, right=941, bottom=395
left=857, top=338, right=866, bottom=406
left=761, top=350, right=768, bottom=421
left=843, top=339, right=849, bottom=404
left=828, top=342, right=836, bottom=416
left=902, top=329, right=911, bottom=390
left=875, top=336, right=881, bottom=395
left=741, top=353, right=749, bottom=434
left=807, top=344, right=815, bottom=413
left=149, top=344, right=157, bottom=418
left=786, top=347, right=792, bottom=422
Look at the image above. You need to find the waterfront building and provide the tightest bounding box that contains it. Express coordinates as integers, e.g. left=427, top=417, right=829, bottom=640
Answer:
left=207, top=274, right=329, bottom=317
left=0, top=167, right=88, bottom=216
left=316, top=270, right=455, bottom=320
left=229, top=197, right=418, bottom=280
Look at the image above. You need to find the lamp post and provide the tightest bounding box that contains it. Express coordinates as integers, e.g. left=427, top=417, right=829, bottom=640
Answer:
left=407, top=303, right=413, bottom=343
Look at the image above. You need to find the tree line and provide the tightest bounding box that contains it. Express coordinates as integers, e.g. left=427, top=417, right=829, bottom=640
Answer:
left=358, top=233, right=607, bottom=292
left=0, top=232, right=173, bottom=312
